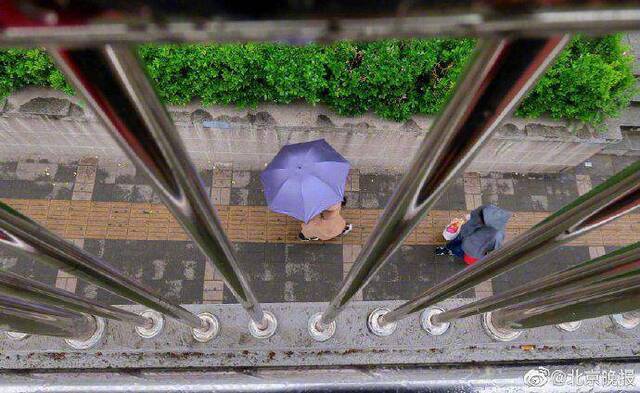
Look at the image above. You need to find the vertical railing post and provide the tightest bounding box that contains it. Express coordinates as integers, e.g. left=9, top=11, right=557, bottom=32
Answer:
left=311, top=36, right=571, bottom=339
left=50, top=45, right=275, bottom=337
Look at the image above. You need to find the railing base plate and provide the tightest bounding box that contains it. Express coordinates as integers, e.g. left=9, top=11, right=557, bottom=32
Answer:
left=1, top=300, right=639, bottom=370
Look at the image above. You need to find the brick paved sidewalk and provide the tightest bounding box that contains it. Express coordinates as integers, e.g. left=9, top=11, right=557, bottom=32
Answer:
left=0, top=154, right=637, bottom=308
left=1, top=197, right=637, bottom=306
left=1, top=198, right=637, bottom=248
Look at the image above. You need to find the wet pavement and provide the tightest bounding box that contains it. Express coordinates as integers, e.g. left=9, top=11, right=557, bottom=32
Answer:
left=0, top=154, right=636, bottom=305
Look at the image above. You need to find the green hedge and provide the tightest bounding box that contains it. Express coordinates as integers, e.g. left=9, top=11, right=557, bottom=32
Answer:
left=516, top=35, right=636, bottom=124
left=0, top=35, right=635, bottom=124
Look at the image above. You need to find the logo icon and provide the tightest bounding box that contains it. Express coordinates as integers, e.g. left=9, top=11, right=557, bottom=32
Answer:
left=524, top=367, right=550, bottom=387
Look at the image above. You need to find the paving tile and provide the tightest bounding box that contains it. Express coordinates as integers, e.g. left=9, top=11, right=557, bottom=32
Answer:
left=203, top=280, right=224, bottom=292
left=75, top=165, right=96, bottom=184
left=433, top=258, right=475, bottom=298
left=359, top=173, right=397, bottom=208
left=447, top=177, right=467, bottom=210
left=530, top=195, right=549, bottom=211
left=359, top=192, right=380, bottom=208
left=16, top=161, right=55, bottom=181
left=343, top=244, right=362, bottom=265
left=55, top=275, right=78, bottom=293
left=247, top=188, right=267, bottom=206
left=95, top=166, right=116, bottom=184
left=346, top=170, right=361, bottom=192
left=610, top=155, right=638, bottom=174
left=575, top=174, right=592, bottom=196
left=72, top=191, right=92, bottom=201
left=343, top=191, right=360, bottom=209
left=495, top=178, right=514, bottom=195
left=480, top=177, right=498, bottom=194
left=464, top=194, right=477, bottom=210
left=232, top=170, right=251, bottom=188
left=77, top=240, right=205, bottom=305
left=0, top=161, right=18, bottom=180
left=224, top=243, right=341, bottom=303
left=575, top=155, right=616, bottom=177
left=198, top=169, right=213, bottom=188
left=431, top=193, right=450, bottom=210
left=203, top=288, right=224, bottom=303
left=0, top=180, right=57, bottom=199
left=463, top=173, right=481, bottom=194
left=229, top=188, right=248, bottom=205
left=596, top=172, right=619, bottom=188
left=78, top=156, right=98, bottom=166
left=0, top=247, right=58, bottom=286
left=588, top=246, right=606, bottom=259
left=92, top=184, right=135, bottom=202
left=474, top=280, right=494, bottom=298
left=350, top=170, right=360, bottom=192
left=492, top=246, right=590, bottom=294
left=364, top=246, right=439, bottom=301
left=212, top=169, right=232, bottom=188
left=54, top=164, right=78, bottom=183
left=212, top=187, right=231, bottom=205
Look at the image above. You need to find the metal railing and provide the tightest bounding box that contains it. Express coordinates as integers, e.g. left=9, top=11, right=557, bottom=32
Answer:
left=431, top=242, right=640, bottom=324
left=0, top=294, right=98, bottom=340
left=490, top=268, right=640, bottom=331
left=50, top=44, right=275, bottom=338
left=0, top=0, right=638, bottom=352
left=0, top=201, right=212, bottom=341
left=2, top=3, right=640, bottom=44
left=314, top=35, right=571, bottom=336
left=378, top=161, right=640, bottom=331
left=0, top=268, right=148, bottom=326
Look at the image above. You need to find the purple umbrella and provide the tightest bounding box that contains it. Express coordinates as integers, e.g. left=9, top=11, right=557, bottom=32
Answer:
left=260, top=139, right=350, bottom=223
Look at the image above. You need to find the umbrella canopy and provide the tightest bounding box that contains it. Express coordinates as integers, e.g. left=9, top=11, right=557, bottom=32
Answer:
left=260, top=139, right=350, bottom=223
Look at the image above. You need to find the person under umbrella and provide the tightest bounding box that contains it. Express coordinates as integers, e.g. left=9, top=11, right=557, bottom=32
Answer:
left=260, top=139, right=353, bottom=241
left=435, top=204, right=511, bottom=265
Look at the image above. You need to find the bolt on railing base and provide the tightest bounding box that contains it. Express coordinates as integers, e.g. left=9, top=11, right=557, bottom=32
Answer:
left=556, top=321, right=582, bottom=332
left=368, top=307, right=397, bottom=337
left=65, top=316, right=106, bottom=350
left=308, top=312, right=336, bottom=342
left=611, top=313, right=640, bottom=329
left=420, top=307, right=450, bottom=336
left=248, top=311, right=277, bottom=339
left=5, top=331, right=29, bottom=340
left=135, top=310, right=164, bottom=339
left=192, top=312, right=220, bottom=343
left=482, top=312, right=523, bottom=342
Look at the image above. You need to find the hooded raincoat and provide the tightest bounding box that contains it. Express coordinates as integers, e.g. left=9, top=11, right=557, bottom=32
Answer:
left=460, top=204, right=512, bottom=259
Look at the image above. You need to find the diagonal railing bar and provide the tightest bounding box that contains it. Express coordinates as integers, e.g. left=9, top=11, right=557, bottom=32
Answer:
left=492, top=270, right=640, bottom=330
left=318, top=35, right=571, bottom=328
left=0, top=294, right=97, bottom=339
left=49, top=45, right=268, bottom=328
left=432, top=242, right=640, bottom=324
left=0, top=201, right=203, bottom=328
left=383, top=161, right=640, bottom=326
left=0, top=268, right=150, bottom=327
